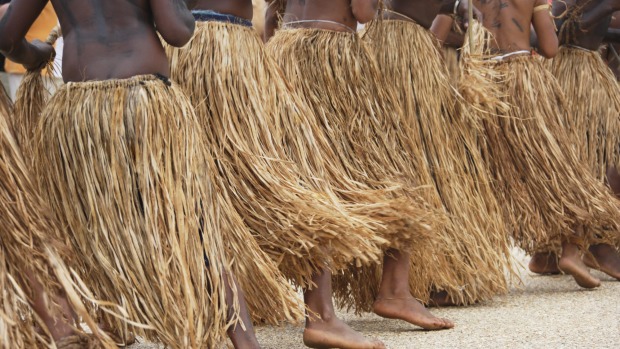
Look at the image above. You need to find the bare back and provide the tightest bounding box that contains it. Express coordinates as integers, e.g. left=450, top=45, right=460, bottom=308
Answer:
left=194, top=0, right=253, bottom=20
left=0, top=0, right=195, bottom=82
left=474, top=0, right=557, bottom=57
left=283, top=0, right=360, bottom=31
left=474, top=0, right=536, bottom=52
left=554, top=0, right=612, bottom=50
left=386, top=0, right=445, bottom=29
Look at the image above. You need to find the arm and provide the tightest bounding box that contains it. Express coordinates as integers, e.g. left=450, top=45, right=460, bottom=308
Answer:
left=581, top=0, right=620, bottom=30
left=605, top=28, right=620, bottom=43
left=431, top=14, right=454, bottom=42
left=437, top=0, right=481, bottom=28
left=532, top=0, right=558, bottom=58
left=351, top=0, right=378, bottom=24
left=0, top=3, right=8, bottom=18
left=264, top=0, right=282, bottom=42
left=551, top=0, right=576, bottom=32
left=149, top=0, right=196, bottom=47
left=0, top=0, right=54, bottom=70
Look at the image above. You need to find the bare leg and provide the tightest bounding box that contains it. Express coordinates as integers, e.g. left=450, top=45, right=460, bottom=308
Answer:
left=223, top=272, right=261, bottom=349
left=303, top=269, right=385, bottom=349
left=558, top=241, right=601, bottom=288
left=528, top=252, right=561, bottom=275
left=606, top=166, right=620, bottom=197
left=26, top=273, right=76, bottom=342
left=583, top=243, right=620, bottom=281
left=427, top=290, right=460, bottom=307
left=373, top=249, right=454, bottom=330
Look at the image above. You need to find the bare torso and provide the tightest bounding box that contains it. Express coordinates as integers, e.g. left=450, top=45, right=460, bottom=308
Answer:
left=385, top=0, right=445, bottom=29
left=194, top=0, right=253, bottom=20
left=283, top=0, right=358, bottom=32
left=0, top=0, right=194, bottom=82
left=473, top=0, right=537, bottom=53
left=554, top=0, right=612, bottom=50
left=50, top=0, right=170, bottom=82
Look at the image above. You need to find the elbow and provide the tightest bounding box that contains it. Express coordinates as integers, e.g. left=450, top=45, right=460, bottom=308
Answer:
left=0, top=34, right=13, bottom=55
left=353, top=9, right=377, bottom=24
left=164, top=24, right=195, bottom=47
left=352, top=0, right=378, bottom=24
left=539, top=45, right=558, bottom=59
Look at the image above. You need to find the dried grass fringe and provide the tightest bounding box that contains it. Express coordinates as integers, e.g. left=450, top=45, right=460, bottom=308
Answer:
left=547, top=46, right=620, bottom=249
left=166, top=21, right=393, bottom=291
left=13, top=27, right=61, bottom=160
left=465, top=55, right=620, bottom=253
left=165, top=21, right=315, bottom=322
left=0, top=86, right=112, bottom=348
left=32, top=76, right=235, bottom=348
left=266, top=27, right=450, bottom=312
left=345, top=19, right=513, bottom=308
left=443, top=46, right=461, bottom=81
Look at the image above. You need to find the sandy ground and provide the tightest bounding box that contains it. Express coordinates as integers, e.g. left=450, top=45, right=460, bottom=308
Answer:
left=129, top=252, right=620, bottom=349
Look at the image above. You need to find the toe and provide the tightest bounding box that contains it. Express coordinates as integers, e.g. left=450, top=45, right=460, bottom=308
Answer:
left=373, top=340, right=387, bottom=349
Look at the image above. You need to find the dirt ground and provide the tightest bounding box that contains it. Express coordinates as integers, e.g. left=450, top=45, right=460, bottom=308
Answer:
left=129, top=250, right=620, bottom=348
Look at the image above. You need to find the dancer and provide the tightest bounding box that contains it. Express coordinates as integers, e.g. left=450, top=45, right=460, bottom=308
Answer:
left=531, top=0, right=620, bottom=281
left=167, top=1, right=439, bottom=348
left=468, top=0, right=620, bottom=288
left=266, top=1, right=455, bottom=347
left=354, top=0, right=513, bottom=308
left=0, top=85, right=112, bottom=348
left=0, top=0, right=301, bottom=348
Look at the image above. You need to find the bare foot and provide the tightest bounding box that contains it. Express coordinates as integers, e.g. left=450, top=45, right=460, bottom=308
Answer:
left=528, top=252, right=561, bottom=275
left=584, top=244, right=620, bottom=281
left=303, top=317, right=385, bottom=349
left=558, top=253, right=601, bottom=289
left=99, top=324, right=136, bottom=347
left=373, top=297, right=454, bottom=330
left=427, top=291, right=460, bottom=307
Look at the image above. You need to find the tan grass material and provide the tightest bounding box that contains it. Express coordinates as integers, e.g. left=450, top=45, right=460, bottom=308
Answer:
left=0, top=86, right=113, bottom=348
left=266, top=27, right=449, bottom=311
left=468, top=55, right=620, bottom=254
left=166, top=21, right=392, bottom=292
left=32, top=76, right=235, bottom=348
left=443, top=46, right=461, bottom=81
left=12, top=27, right=61, bottom=160
left=547, top=46, right=620, bottom=249
left=354, top=19, right=513, bottom=307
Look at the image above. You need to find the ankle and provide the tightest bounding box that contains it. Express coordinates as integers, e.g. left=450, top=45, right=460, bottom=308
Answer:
left=228, top=328, right=260, bottom=349
left=377, top=285, right=411, bottom=299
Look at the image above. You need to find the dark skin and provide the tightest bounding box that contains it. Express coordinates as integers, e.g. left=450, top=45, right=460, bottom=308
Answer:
left=385, top=0, right=475, bottom=30
left=553, top=0, right=611, bottom=50
left=581, top=0, right=620, bottom=30
left=194, top=0, right=253, bottom=20
left=0, top=0, right=196, bottom=82
left=603, top=13, right=620, bottom=80
left=266, top=2, right=454, bottom=348
left=473, top=0, right=558, bottom=57
left=0, top=2, right=262, bottom=348
left=265, top=0, right=377, bottom=40
left=529, top=1, right=620, bottom=283
left=473, top=1, right=602, bottom=288
left=387, top=1, right=475, bottom=308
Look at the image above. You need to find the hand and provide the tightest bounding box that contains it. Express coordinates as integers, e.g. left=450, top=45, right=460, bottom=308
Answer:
left=24, top=40, right=55, bottom=71
left=456, top=0, right=483, bottom=28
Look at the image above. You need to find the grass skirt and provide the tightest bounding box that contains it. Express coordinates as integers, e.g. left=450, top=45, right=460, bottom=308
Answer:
left=443, top=46, right=461, bottom=81
left=32, top=75, right=242, bottom=347
left=0, top=87, right=109, bottom=348
left=167, top=21, right=391, bottom=289
left=547, top=46, right=620, bottom=249
left=472, top=56, right=620, bottom=253
left=266, top=27, right=448, bottom=311
left=350, top=19, right=512, bottom=307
